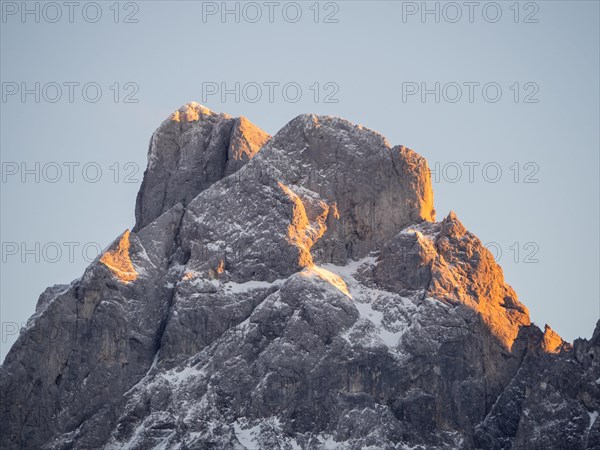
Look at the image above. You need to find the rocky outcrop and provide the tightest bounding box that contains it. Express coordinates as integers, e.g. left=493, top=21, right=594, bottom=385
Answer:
left=134, top=102, right=270, bottom=231
left=250, top=114, right=436, bottom=263
left=0, top=229, right=174, bottom=449
left=475, top=322, right=600, bottom=449
left=1, top=104, right=597, bottom=450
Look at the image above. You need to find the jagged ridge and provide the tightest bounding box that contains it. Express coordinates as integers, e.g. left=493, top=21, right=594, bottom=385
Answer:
left=1, top=104, right=598, bottom=450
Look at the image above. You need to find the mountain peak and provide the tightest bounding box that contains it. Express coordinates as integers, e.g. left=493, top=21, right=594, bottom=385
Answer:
left=168, top=101, right=217, bottom=123
left=278, top=112, right=393, bottom=152
left=134, top=104, right=270, bottom=231
left=542, top=324, right=569, bottom=353
left=2, top=107, right=597, bottom=450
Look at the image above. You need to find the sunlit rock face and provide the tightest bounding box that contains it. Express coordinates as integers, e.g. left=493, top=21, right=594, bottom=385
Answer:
left=134, top=102, right=270, bottom=231
left=1, top=104, right=598, bottom=450
left=99, top=230, right=138, bottom=283
left=251, top=114, right=436, bottom=263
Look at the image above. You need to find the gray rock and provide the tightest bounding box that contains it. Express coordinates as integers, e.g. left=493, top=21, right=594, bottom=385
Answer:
left=1, top=104, right=596, bottom=450
left=134, top=103, right=270, bottom=231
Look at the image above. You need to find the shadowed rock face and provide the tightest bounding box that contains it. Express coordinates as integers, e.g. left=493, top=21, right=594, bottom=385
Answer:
left=1, top=104, right=598, bottom=450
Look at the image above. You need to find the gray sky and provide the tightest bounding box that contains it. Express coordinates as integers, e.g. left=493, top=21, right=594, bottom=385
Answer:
left=1, top=0, right=599, bottom=360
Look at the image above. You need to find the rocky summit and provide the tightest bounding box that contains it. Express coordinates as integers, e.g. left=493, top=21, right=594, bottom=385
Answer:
left=1, top=102, right=598, bottom=450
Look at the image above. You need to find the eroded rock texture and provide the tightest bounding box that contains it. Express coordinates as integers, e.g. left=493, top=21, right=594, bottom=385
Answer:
left=134, top=102, right=270, bottom=231
left=1, top=104, right=597, bottom=450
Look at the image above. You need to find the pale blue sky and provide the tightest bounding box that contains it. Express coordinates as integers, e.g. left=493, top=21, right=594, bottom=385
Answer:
left=1, top=1, right=599, bottom=360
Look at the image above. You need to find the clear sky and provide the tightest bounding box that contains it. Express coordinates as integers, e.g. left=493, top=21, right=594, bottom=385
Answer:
left=1, top=1, right=599, bottom=360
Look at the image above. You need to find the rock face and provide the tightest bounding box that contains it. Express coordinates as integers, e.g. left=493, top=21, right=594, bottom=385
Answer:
left=1, top=104, right=598, bottom=450
left=134, top=102, right=270, bottom=231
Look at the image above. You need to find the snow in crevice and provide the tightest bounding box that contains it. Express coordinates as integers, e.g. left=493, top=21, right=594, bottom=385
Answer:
left=589, top=411, right=598, bottom=430
left=316, top=257, right=418, bottom=354
left=132, top=242, right=158, bottom=271
left=161, top=363, right=206, bottom=385
left=232, top=417, right=340, bottom=450
left=124, top=350, right=160, bottom=396
left=233, top=421, right=264, bottom=449
left=222, top=278, right=284, bottom=294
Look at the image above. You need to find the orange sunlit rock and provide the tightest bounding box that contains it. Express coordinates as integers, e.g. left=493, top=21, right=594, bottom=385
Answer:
left=277, top=183, right=350, bottom=299
left=182, top=271, right=196, bottom=281
left=228, top=116, right=271, bottom=164
left=331, top=203, right=340, bottom=220
left=208, top=259, right=225, bottom=280
left=302, top=265, right=352, bottom=298
left=170, top=102, right=214, bottom=123
left=396, top=145, right=436, bottom=222
left=278, top=182, right=329, bottom=268
left=542, top=324, right=567, bottom=354
left=427, top=212, right=531, bottom=351
left=100, top=230, right=138, bottom=284
left=183, top=104, right=200, bottom=122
